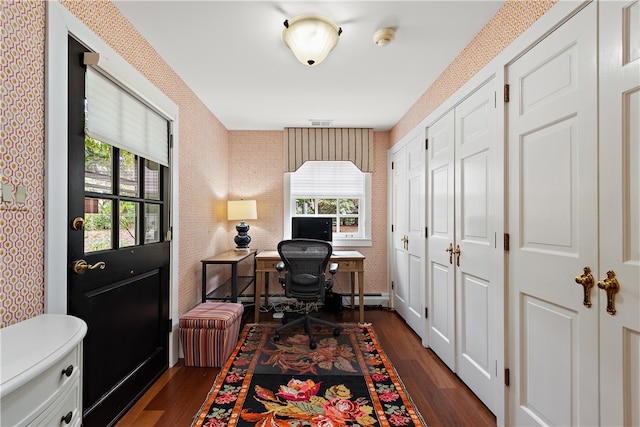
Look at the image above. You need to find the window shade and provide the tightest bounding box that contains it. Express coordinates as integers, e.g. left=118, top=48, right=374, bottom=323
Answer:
left=85, top=67, right=169, bottom=166
left=290, top=161, right=365, bottom=197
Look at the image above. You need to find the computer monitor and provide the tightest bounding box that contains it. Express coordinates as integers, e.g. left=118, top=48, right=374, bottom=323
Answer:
left=291, top=217, right=332, bottom=242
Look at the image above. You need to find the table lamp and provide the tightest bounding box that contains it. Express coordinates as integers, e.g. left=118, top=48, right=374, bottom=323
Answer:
left=227, top=200, right=257, bottom=251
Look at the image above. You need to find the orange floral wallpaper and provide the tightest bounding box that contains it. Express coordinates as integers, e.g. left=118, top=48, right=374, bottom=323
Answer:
left=1, top=0, right=556, bottom=327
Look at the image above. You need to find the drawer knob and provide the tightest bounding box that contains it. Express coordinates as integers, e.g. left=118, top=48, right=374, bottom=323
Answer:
left=62, top=365, right=74, bottom=377
left=61, top=411, right=73, bottom=424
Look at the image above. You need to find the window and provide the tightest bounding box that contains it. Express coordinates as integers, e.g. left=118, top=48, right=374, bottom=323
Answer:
left=285, top=161, right=372, bottom=247
left=83, top=66, right=169, bottom=252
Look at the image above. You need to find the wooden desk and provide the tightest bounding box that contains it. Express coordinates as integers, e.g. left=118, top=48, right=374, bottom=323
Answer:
left=254, top=250, right=366, bottom=324
left=201, top=249, right=256, bottom=303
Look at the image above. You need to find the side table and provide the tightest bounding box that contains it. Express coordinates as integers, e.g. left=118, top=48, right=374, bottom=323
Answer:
left=201, top=249, right=257, bottom=303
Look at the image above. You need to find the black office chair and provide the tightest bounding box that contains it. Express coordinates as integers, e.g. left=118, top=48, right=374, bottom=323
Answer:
left=273, top=239, right=341, bottom=349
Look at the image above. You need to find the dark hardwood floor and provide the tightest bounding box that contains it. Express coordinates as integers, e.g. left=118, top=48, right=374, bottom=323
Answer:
left=116, top=307, right=495, bottom=427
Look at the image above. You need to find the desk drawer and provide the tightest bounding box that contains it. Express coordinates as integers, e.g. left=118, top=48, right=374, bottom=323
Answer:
left=336, top=260, right=358, bottom=271
left=257, top=260, right=281, bottom=271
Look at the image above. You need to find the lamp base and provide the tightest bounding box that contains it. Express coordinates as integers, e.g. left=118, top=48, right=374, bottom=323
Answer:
left=234, top=221, right=252, bottom=250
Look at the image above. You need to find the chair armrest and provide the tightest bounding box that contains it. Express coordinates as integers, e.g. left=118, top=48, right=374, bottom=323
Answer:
left=276, top=261, right=285, bottom=272
left=328, top=263, right=339, bottom=275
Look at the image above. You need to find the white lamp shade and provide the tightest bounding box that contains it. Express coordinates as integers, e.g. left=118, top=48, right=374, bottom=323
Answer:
left=282, top=14, right=341, bottom=66
left=227, top=200, right=257, bottom=221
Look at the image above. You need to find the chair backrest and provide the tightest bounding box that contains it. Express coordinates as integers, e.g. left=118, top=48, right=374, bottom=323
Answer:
left=277, top=239, right=333, bottom=302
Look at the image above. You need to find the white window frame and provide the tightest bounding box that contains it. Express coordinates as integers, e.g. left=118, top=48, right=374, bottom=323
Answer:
left=284, top=161, right=372, bottom=247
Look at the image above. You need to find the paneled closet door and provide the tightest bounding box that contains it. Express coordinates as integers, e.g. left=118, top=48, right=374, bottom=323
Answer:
left=598, top=1, right=640, bottom=425
left=427, top=110, right=456, bottom=370
left=391, top=132, right=426, bottom=338
left=507, top=3, right=599, bottom=425
left=453, top=79, right=498, bottom=414
left=426, top=79, right=499, bottom=412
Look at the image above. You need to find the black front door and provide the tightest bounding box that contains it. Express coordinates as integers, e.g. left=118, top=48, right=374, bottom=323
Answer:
left=67, top=36, right=170, bottom=426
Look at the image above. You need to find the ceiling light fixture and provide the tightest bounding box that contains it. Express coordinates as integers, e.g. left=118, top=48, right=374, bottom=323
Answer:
left=373, top=28, right=395, bottom=46
left=282, top=14, right=342, bottom=66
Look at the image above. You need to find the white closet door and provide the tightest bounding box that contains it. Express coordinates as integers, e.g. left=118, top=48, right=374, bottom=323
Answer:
left=507, top=3, right=599, bottom=425
left=391, top=133, right=426, bottom=337
left=427, top=110, right=456, bottom=370
left=599, top=1, right=640, bottom=425
left=454, top=79, right=498, bottom=413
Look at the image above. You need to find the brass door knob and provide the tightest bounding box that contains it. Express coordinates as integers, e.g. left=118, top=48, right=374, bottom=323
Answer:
left=575, top=266, right=594, bottom=308
left=72, top=259, right=106, bottom=275
left=598, top=270, right=620, bottom=315
left=446, top=243, right=454, bottom=264
left=454, top=245, right=461, bottom=267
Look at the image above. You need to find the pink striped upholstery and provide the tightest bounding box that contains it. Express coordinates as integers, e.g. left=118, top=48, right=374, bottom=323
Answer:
left=179, top=302, right=244, bottom=367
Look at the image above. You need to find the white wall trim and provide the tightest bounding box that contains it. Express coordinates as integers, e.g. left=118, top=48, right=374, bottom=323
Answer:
left=45, top=1, right=181, bottom=366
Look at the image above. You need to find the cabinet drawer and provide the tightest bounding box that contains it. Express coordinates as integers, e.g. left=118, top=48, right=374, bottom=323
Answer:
left=2, top=347, right=79, bottom=426
left=29, top=380, right=80, bottom=427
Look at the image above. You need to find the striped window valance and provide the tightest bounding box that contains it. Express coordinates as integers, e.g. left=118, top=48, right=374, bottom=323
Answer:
left=284, top=128, right=374, bottom=172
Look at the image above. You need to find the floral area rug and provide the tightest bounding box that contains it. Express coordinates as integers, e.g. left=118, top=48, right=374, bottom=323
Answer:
left=193, top=323, right=425, bottom=427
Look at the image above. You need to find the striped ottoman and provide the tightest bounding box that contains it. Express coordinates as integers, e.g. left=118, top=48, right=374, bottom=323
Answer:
left=179, top=302, right=244, bottom=367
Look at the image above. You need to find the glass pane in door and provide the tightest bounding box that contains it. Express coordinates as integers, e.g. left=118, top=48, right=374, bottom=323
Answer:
left=119, top=150, right=139, bottom=197
left=144, top=160, right=161, bottom=200
left=119, top=201, right=139, bottom=248
left=85, top=138, right=112, bottom=194
left=84, top=197, right=113, bottom=253
left=144, top=203, right=161, bottom=244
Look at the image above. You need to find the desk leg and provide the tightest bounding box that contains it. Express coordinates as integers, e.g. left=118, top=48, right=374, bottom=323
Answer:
left=358, top=271, right=364, bottom=324
left=231, top=264, right=238, bottom=303
left=201, top=264, right=207, bottom=303
left=255, top=272, right=262, bottom=323
left=350, top=272, right=356, bottom=309
left=264, top=272, right=269, bottom=307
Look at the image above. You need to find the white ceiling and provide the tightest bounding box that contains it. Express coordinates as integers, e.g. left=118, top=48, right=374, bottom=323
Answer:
left=114, top=1, right=505, bottom=131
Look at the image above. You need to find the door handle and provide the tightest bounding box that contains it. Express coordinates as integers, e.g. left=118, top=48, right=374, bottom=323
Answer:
left=72, top=259, right=106, bottom=275
left=454, top=245, right=461, bottom=267
left=446, top=243, right=454, bottom=264
left=401, top=235, right=408, bottom=250
left=598, top=270, right=620, bottom=315
left=575, top=266, right=594, bottom=308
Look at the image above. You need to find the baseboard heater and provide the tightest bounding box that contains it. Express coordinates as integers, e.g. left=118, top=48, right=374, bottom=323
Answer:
left=238, top=292, right=390, bottom=308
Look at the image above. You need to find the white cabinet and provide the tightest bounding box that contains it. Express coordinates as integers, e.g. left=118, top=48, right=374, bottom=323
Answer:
left=0, top=314, right=87, bottom=427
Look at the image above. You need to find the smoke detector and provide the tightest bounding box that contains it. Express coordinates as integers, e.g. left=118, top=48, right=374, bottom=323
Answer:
left=373, top=28, right=395, bottom=46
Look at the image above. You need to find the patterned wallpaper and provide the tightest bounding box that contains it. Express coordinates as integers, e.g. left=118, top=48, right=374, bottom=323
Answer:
left=1, top=0, right=556, bottom=327
left=1, top=1, right=46, bottom=326
left=391, top=0, right=557, bottom=143
left=228, top=130, right=390, bottom=295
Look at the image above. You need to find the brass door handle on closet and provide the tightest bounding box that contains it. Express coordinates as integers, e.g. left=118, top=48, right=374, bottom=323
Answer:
left=454, top=245, right=461, bottom=267
left=575, top=266, right=594, bottom=308
left=598, top=270, right=620, bottom=315
left=401, top=235, right=408, bottom=250
left=446, top=243, right=454, bottom=264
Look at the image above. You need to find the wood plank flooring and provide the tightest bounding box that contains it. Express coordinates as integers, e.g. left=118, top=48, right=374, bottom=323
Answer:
left=116, top=308, right=495, bottom=426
